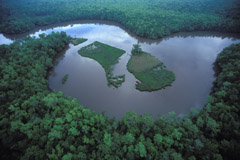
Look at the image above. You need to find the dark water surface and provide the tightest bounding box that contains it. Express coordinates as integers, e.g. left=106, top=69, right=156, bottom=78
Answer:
left=1, top=20, right=240, bottom=118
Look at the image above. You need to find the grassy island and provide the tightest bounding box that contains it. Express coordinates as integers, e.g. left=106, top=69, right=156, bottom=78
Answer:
left=127, top=44, right=175, bottom=91
left=78, top=41, right=126, bottom=88
left=70, top=38, right=88, bottom=46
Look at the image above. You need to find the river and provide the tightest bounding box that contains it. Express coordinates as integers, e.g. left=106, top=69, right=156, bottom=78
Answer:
left=1, top=20, right=240, bottom=118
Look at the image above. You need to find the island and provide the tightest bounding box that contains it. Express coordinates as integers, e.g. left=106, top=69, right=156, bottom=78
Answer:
left=61, top=74, right=69, bottom=84
left=78, top=41, right=126, bottom=88
left=70, top=38, right=88, bottom=46
left=127, top=44, right=175, bottom=91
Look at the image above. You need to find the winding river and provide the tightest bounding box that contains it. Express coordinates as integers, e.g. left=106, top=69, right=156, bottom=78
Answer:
left=1, top=20, right=240, bottom=118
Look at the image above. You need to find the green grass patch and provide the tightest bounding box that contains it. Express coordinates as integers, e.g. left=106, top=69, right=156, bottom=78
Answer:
left=78, top=41, right=126, bottom=88
left=128, top=52, right=163, bottom=72
left=62, top=74, right=69, bottom=84
left=127, top=52, right=175, bottom=91
left=70, top=38, right=88, bottom=46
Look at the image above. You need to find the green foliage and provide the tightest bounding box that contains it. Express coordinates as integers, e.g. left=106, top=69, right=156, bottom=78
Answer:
left=78, top=41, right=126, bottom=88
left=131, top=44, right=142, bottom=55
left=61, top=74, right=69, bottom=84
left=127, top=52, right=175, bottom=91
left=62, top=153, right=73, bottom=160
left=104, top=132, right=112, bottom=146
left=135, top=142, right=147, bottom=158
left=0, top=0, right=239, bottom=39
left=107, top=75, right=125, bottom=88
left=0, top=29, right=239, bottom=159
left=154, top=134, right=163, bottom=145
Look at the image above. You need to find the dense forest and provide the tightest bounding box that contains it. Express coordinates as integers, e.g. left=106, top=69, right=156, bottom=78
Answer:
left=0, top=32, right=239, bottom=159
left=0, top=0, right=240, bottom=39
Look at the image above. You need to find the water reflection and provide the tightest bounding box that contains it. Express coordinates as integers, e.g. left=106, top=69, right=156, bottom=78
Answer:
left=0, top=20, right=240, bottom=119
left=0, top=34, right=13, bottom=44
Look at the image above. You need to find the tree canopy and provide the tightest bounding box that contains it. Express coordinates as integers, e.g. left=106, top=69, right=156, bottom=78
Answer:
left=0, top=0, right=239, bottom=39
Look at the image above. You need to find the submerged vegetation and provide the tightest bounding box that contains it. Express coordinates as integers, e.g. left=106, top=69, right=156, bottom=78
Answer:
left=78, top=41, right=126, bottom=88
left=70, top=38, right=87, bottom=46
left=61, top=74, right=69, bottom=84
left=0, top=33, right=239, bottom=159
left=127, top=44, right=175, bottom=91
left=0, top=0, right=240, bottom=39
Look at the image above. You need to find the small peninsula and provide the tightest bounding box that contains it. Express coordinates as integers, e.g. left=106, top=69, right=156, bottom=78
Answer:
left=70, top=38, right=88, bottom=46
left=127, top=44, right=175, bottom=91
left=78, top=41, right=126, bottom=88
